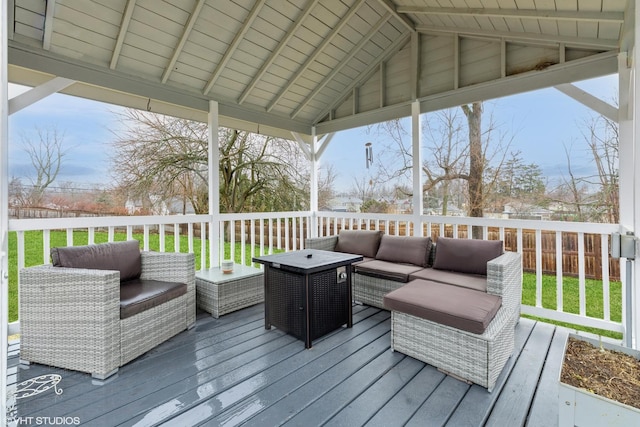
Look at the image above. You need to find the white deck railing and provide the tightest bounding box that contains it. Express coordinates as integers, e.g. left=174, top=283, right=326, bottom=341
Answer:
left=7, top=211, right=624, bottom=339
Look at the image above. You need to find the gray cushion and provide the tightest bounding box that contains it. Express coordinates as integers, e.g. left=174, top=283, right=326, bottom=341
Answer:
left=120, top=279, right=187, bottom=319
left=375, top=235, right=432, bottom=267
left=335, top=230, right=383, bottom=258
left=51, top=240, right=142, bottom=282
left=409, top=268, right=487, bottom=292
left=432, top=237, right=503, bottom=275
left=355, top=259, right=423, bottom=283
left=383, top=279, right=502, bottom=334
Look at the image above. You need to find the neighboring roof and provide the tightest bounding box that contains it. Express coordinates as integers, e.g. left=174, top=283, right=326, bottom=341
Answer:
left=7, top=0, right=631, bottom=140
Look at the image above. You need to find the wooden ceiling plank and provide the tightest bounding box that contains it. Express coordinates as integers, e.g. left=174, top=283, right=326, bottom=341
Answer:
left=202, top=0, right=266, bottom=95
left=313, top=30, right=411, bottom=124
left=376, top=0, right=415, bottom=31
left=238, top=0, right=318, bottom=105
left=291, top=12, right=392, bottom=119
left=266, top=0, right=368, bottom=113
left=110, top=0, right=136, bottom=70
left=416, top=24, right=618, bottom=49
left=161, top=0, right=205, bottom=84
left=398, top=6, right=624, bottom=23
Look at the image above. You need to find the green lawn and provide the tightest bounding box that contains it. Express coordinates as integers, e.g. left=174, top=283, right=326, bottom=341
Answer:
left=521, top=272, right=623, bottom=339
left=7, top=232, right=625, bottom=340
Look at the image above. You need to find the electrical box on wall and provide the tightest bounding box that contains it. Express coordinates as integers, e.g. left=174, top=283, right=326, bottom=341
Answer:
left=611, top=232, right=636, bottom=260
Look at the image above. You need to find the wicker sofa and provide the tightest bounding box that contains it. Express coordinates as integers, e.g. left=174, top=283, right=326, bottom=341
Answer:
left=19, top=240, right=195, bottom=379
left=305, top=230, right=522, bottom=391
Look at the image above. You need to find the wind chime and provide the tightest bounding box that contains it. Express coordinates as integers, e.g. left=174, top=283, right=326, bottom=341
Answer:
left=365, top=142, right=373, bottom=169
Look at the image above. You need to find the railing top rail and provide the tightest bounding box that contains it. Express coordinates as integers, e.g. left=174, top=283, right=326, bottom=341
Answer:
left=8, top=214, right=212, bottom=231
left=316, top=211, right=619, bottom=234
left=219, top=211, right=312, bottom=220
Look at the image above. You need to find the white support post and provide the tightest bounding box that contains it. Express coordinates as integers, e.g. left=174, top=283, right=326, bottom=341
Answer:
left=411, top=101, right=423, bottom=236
left=1, top=0, right=9, bottom=417
left=310, top=127, right=319, bottom=237
left=633, top=1, right=640, bottom=349
left=208, top=100, right=220, bottom=268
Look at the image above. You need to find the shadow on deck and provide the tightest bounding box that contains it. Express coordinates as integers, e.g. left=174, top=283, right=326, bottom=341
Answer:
left=9, top=304, right=566, bottom=426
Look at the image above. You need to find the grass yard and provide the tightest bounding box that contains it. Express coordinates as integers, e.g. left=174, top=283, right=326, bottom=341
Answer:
left=7, top=233, right=625, bottom=340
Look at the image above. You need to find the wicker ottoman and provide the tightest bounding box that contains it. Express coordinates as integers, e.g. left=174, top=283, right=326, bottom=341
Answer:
left=195, top=264, right=264, bottom=318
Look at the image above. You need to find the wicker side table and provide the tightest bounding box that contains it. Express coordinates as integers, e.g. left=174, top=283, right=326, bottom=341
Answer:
left=195, top=264, right=264, bottom=318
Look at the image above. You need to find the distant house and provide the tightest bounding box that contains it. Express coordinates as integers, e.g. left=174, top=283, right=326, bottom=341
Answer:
left=504, top=203, right=552, bottom=220
left=325, top=196, right=362, bottom=212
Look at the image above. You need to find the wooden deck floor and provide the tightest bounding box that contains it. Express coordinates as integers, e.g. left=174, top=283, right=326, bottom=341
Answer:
left=9, top=304, right=568, bottom=426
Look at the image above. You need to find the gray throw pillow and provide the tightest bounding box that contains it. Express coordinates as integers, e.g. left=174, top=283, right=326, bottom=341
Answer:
left=51, top=240, right=142, bottom=282
left=432, top=237, right=503, bottom=275
left=375, top=235, right=432, bottom=267
left=334, top=230, right=383, bottom=258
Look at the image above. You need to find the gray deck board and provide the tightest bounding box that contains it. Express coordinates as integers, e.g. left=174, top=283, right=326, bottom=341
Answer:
left=11, top=304, right=565, bottom=426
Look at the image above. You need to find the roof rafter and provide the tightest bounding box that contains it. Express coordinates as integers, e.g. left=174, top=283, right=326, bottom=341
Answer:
left=266, top=0, right=368, bottom=113
left=399, top=6, right=624, bottom=23
left=377, top=0, right=414, bottom=31
left=42, top=0, right=56, bottom=50
left=203, top=0, right=266, bottom=95
left=161, top=0, right=205, bottom=84
left=110, top=0, right=137, bottom=70
left=238, top=0, right=319, bottom=105
left=291, top=12, right=392, bottom=119
left=416, top=25, right=618, bottom=50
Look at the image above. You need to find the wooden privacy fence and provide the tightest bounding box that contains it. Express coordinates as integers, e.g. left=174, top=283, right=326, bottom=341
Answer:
left=235, top=219, right=620, bottom=282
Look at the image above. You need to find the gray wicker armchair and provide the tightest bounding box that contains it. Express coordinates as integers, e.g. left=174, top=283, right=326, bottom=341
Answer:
left=19, top=245, right=195, bottom=379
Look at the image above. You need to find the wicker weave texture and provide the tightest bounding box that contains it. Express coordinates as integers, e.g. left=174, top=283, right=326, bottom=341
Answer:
left=19, top=251, right=196, bottom=378
left=196, top=274, right=264, bottom=318
left=304, top=236, right=338, bottom=251
left=353, top=274, right=405, bottom=308
left=391, top=306, right=516, bottom=391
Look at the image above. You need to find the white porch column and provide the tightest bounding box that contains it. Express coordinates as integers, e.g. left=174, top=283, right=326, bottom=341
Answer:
left=208, top=100, right=220, bottom=267
left=310, top=127, right=319, bottom=238
left=411, top=100, right=423, bottom=236
left=1, top=0, right=9, bottom=417
left=632, top=0, right=640, bottom=349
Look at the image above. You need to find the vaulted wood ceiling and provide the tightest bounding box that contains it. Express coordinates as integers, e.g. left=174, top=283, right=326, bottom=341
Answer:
left=7, top=0, right=632, bottom=139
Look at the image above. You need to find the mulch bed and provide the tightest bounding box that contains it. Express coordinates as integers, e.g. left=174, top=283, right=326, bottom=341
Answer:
left=560, top=337, right=640, bottom=410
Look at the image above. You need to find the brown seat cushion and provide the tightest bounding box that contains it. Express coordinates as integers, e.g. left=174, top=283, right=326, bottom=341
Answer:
left=375, top=235, right=432, bottom=267
left=120, top=279, right=187, bottom=319
left=432, top=237, right=503, bottom=276
left=383, top=279, right=502, bottom=334
left=334, top=230, right=383, bottom=258
left=355, top=260, right=423, bottom=283
left=409, top=268, right=487, bottom=292
left=51, top=240, right=142, bottom=282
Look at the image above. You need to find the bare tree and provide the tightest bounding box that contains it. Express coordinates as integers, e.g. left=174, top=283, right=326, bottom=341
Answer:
left=21, top=126, right=68, bottom=206
left=111, top=109, right=310, bottom=214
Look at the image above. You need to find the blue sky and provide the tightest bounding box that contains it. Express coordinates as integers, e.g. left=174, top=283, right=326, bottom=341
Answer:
left=9, top=73, right=618, bottom=193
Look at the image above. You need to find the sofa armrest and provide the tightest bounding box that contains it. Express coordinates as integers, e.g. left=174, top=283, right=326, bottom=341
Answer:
left=19, top=265, right=121, bottom=375
left=487, top=251, right=522, bottom=316
left=304, top=236, right=338, bottom=251
left=140, top=251, right=196, bottom=325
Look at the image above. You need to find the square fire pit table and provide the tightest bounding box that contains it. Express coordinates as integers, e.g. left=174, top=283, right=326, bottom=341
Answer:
left=253, top=249, right=363, bottom=348
left=195, top=264, right=264, bottom=318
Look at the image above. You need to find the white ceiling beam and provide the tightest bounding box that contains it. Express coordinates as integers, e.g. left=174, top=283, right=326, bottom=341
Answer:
left=399, top=6, right=624, bottom=23
left=203, top=0, right=266, bottom=95
left=238, top=0, right=318, bottom=105
left=291, top=13, right=392, bottom=119
left=267, top=0, right=368, bottom=113
left=416, top=25, right=618, bottom=50
left=554, top=83, right=618, bottom=122
left=314, top=31, right=411, bottom=124
left=377, top=0, right=414, bottom=31
left=162, top=0, right=205, bottom=84
left=110, top=0, right=136, bottom=70
left=9, top=76, right=75, bottom=115
left=42, top=0, right=56, bottom=50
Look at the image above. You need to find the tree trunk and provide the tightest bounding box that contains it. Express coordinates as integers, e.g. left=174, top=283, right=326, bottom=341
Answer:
left=462, top=102, right=483, bottom=239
